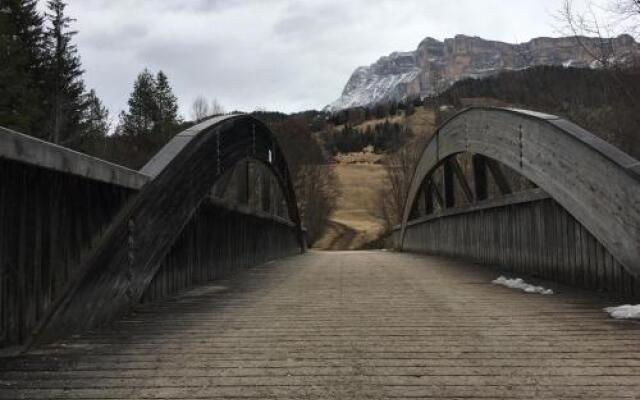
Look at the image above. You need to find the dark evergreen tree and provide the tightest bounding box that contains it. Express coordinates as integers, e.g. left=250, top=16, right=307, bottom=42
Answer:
left=119, top=69, right=181, bottom=140
left=154, top=70, right=180, bottom=138
left=81, top=89, right=109, bottom=138
left=44, top=0, right=86, bottom=144
left=119, top=69, right=158, bottom=137
left=0, top=0, right=47, bottom=136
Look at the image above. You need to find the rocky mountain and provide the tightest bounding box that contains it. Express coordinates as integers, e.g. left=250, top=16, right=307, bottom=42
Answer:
left=328, top=34, right=640, bottom=111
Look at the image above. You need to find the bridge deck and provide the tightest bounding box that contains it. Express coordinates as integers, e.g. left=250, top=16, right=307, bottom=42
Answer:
left=1, top=251, right=640, bottom=399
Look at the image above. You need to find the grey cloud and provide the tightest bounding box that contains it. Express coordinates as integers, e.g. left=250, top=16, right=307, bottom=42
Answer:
left=64, top=0, right=604, bottom=117
left=83, top=23, right=149, bottom=49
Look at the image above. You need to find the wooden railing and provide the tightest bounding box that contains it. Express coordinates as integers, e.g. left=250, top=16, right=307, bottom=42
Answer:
left=395, top=108, right=640, bottom=299
left=0, top=116, right=304, bottom=350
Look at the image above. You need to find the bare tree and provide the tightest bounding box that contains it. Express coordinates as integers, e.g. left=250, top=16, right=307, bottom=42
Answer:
left=379, top=138, right=426, bottom=230
left=611, top=0, right=640, bottom=17
left=191, top=96, right=210, bottom=122
left=210, top=99, right=225, bottom=115
left=556, top=0, right=640, bottom=67
left=191, top=96, right=225, bottom=122
left=609, top=0, right=640, bottom=36
left=294, top=165, right=338, bottom=243
left=556, top=0, right=617, bottom=67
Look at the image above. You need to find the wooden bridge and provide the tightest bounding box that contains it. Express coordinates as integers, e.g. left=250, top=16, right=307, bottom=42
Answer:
left=1, top=108, right=639, bottom=398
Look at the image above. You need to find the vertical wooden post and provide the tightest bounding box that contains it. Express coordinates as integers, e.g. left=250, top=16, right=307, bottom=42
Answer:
left=261, top=171, right=271, bottom=212
left=424, top=181, right=434, bottom=215
left=236, top=160, right=249, bottom=205
left=443, top=159, right=455, bottom=208
left=473, top=154, right=488, bottom=201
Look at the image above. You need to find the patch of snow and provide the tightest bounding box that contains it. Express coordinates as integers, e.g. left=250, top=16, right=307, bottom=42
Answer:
left=327, top=67, right=421, bottom=111
left=492, top=276, right=554, bottom=295
left=589, top=59, right=606, bottom=69
left=604, top=304, right=640, bottom=320
left=563, top=59, right=574, bottom=68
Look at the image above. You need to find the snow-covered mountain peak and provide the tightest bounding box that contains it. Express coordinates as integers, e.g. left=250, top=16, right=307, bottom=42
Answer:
left=327, top=34, right=640, bottom=111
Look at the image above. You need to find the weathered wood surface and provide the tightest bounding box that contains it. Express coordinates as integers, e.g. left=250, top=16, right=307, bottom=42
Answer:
left=0, top=117, right=303, bottom=350
left=403, top=191, right=640, bottom=299
left=0, top=126, right=147, bottom=189
left=142, top=202, right=299, bottom=303
left=1, top=250, right=639, bottom=399
left=25, top=115, right=303, bottom=348
left=0, top=158, right=135, bottom=348
left=401, top=108, right=640, bottom=278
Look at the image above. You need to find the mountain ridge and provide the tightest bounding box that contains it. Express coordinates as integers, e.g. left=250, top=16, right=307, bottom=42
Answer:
left=328, top=34, right=640, bottom=111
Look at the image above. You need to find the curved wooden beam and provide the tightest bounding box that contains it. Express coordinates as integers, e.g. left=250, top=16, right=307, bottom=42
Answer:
left=400, top=107, right=640, bottom=277
left=27, top=115, right=304, bottom=347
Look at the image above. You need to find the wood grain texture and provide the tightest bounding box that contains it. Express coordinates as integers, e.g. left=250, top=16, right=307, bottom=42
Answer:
left=403, top=196, right=640, bottom=299
left=25, top=115, right=303, bottom=348
left=0, top=159, right=135, bottom=349
left=2, top=251, right=640, bottom=399
left=0, top=115, right=303, bottom=350
left=401, top=108, right=640, bottom=278
left=0, top=127, right=147, bottom=189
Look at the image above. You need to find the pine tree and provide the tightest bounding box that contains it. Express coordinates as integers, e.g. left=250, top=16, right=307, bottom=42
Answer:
left=44, top=0, right=86, bottom=144
left=120, top=69, right=158, bottom=137
left=81, top=89, right=109, bottom=138
left=154, top=70, right=179, bottom=138
left=0, top=0, right=47, bottom=136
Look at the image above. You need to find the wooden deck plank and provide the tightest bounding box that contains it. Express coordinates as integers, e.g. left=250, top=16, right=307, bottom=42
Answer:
left=1, top=250, right=639, bottom=399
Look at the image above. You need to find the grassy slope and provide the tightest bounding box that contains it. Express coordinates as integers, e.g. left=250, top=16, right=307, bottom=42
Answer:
left=314, top=107, right=436, bottom=250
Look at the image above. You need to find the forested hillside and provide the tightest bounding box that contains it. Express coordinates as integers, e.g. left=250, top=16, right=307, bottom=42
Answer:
left=436, top=66, right=640, bottom=160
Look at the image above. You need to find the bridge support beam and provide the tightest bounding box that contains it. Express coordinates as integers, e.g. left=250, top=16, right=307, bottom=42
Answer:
left=486, top=159, right=512, bottom=196
left=236, top=160, right=250, bottom=205
left=472, top=154, right=488, bottom=201
left=450, top=157, right=474, bottom=204
left=261, top=170, right=271, bottom=213
left=443, top=159, right=455, bottom=208
left=424, top=181, right=434, bottom=215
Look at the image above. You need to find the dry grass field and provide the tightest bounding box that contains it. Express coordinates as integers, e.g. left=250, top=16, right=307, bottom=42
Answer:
left=313, top=163, right=387, bottom=250
left=405, top=106, right=436, bottom=136
left=334, top=106, right=436, bottom=136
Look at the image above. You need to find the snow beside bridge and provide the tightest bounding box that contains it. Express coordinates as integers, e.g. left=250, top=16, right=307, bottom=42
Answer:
left=492, top=276, right=554, bottom=295
left=604, top=304, right=640, bottom=320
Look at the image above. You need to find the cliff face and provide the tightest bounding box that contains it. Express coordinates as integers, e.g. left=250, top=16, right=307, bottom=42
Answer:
left=328, top=34, right=640, bottom=110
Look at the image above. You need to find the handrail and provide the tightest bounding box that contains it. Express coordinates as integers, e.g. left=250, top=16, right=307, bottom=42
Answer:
left=0, top=126, right=147, bottom=189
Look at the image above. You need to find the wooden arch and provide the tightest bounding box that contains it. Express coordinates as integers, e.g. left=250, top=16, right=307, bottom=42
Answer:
left=400, top=107, right=640, bottom=276
left=29, top=115, right=304, bottom=346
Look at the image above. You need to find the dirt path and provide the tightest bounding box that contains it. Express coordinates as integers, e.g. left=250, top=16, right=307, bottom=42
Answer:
left=314, top=163, right=386, bottom=250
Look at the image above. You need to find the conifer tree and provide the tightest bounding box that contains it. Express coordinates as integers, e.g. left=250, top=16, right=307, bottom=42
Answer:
left=44, top=0, right=86, bottom=144
left=0, top=0, right=47, bottom=136
left=120, top=69, right=181, bottom=140
left=81, top=89, right=110, bottom=138
left=154, top=70, right=179, bottom=137
left=120, top=69, right=158, bottom=137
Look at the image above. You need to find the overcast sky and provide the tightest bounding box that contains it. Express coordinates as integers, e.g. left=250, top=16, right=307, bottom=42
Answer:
left=59, top=0, right=606, bottom=119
